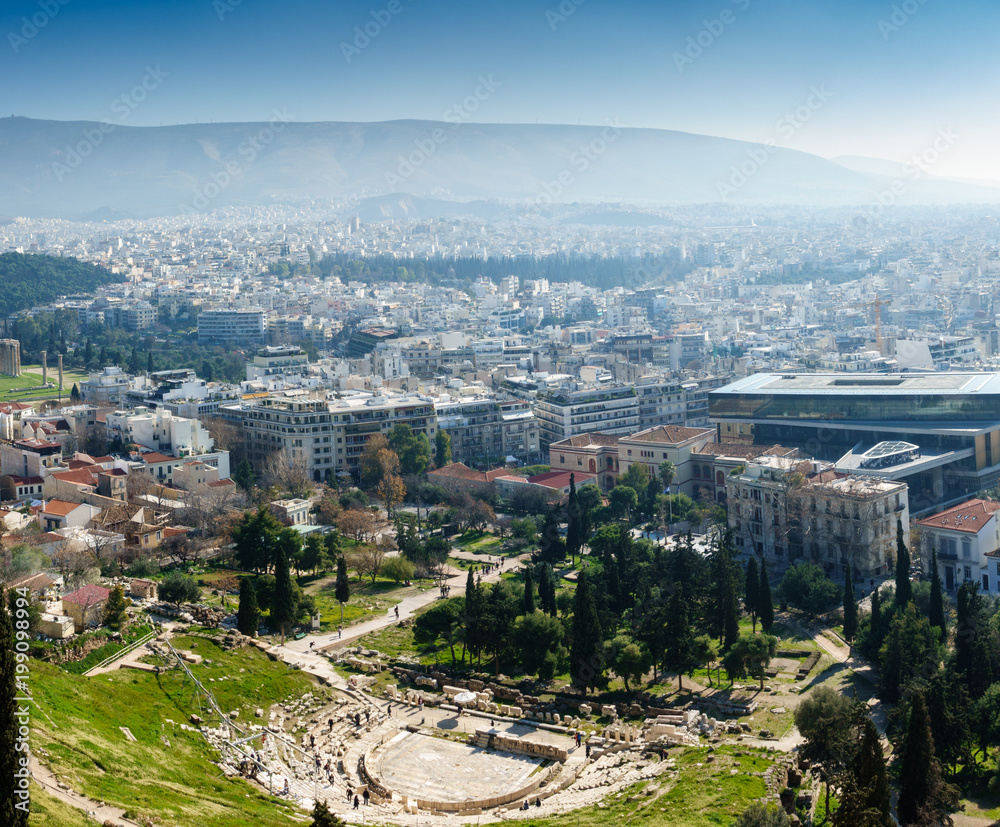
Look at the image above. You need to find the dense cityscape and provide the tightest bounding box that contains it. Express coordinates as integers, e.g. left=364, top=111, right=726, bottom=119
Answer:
left=5, top=1, right=1000, bottom=826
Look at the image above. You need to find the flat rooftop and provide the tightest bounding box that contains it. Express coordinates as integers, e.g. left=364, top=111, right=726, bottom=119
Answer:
left=712, top=372, right=1000, bottom=397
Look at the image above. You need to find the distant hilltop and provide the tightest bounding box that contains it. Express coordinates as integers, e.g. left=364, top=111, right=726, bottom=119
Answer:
left=1, top=115, right=998, bottom=220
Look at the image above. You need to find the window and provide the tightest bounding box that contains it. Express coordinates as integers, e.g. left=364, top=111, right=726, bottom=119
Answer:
left=962, top=539, right=972, bottom=560
left=559, top=455, right=565, bottom=464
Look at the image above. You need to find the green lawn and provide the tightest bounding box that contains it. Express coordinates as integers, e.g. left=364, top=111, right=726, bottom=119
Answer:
left=28, top=782, right=95, bottom=827
left=299, top=572, right=419, bottom=632
left=31, top=634, right=321, bottom=826
left=498, top=745, right=773, bottom=827
left=0, top=364, right=90, bottom=402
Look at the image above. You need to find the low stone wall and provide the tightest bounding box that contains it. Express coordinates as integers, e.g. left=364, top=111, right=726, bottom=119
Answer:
left=487, top=732, right=568, bottom=762
left=414, top=761, right=557, bottom=813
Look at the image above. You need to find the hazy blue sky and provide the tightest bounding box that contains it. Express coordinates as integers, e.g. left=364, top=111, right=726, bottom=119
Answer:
left=4, top=0, right=998, bottom=180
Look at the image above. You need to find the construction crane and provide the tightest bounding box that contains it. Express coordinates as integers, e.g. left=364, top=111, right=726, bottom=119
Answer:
left=834, top=297, right=891, bottom=351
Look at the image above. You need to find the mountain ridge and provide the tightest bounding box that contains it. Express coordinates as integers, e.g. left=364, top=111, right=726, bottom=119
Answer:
left=2, top=115, right=999, bottom=219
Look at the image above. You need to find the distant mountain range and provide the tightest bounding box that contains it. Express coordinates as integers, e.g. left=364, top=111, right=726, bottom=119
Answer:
left=1, top=116, right=998, bottom=220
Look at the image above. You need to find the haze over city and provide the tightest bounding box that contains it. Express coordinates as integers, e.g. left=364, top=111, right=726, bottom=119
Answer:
left=3, top=3, right=1000, bottom=827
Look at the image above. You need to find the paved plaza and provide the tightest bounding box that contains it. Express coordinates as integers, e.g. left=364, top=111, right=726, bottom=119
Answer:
left=374, top=730, right=544, bottom=803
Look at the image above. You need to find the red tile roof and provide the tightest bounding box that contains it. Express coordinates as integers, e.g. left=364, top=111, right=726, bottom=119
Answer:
left=916, top=499, right=1000, bottom=533
left=50, top=468, right=99, bottom=487
left=623, top=425, right=713, bottom=444
left=62, top=584, right=110, bottom=606
left=141, top=452, right=177, bottom=464
left=527, top=470, right=597, bottom=489
left=42, top=500, right=84, bottom=517
left=550, top=432, right=620, bottom=448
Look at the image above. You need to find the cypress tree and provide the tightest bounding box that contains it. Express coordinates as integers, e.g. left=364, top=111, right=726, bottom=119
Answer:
left=236, top=577, right=260, bottom=637
left=565, top=474, right=583, bottom=563
left=745, top=557, right=760, bottom=633
left=663, top=589, right=695, bottom=691
left=895, top=519, right=913, bottom=606
left=272, top=546, right=296, bottom=643
left=868, top=585, right=884, bottom=658
left=146, top=351, right=153, bottom=373
left=522, top=568, right=535, bottom=615
left=0, top=587, right=28, bottom=825
left=335, top=556, right=351, bottom=623
left=843, top=563, right=858, bottom=644
left=541, top=564, right=558, bottom=616
left=570, top=572, right=605, bottom=694
left=464, top=568, right=484, bottom=664
left=928, top=548, right=946, bottom=633
left=759, top=558, right=774, bottom=632
left=898, top=690, right=957, bottom=826
left=834, top=717, right=891, bottom=827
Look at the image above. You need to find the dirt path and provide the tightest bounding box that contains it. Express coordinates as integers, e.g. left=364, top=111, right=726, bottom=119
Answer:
left=30, top=756, right=143, bottom=826
left=266, top=551, right=532, bottom=683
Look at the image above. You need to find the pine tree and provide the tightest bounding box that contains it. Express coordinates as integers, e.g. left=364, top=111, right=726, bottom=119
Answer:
left=233, top=458, right=255, bottom=493
left=0, top=587, right=28, bottom=825
left=834, top=717, right=891, bottom=827
left=335, top=556, right=350, bottom=623
left=310, top=799, right=345, bottom=827
left=895, top=519, right=913, bottom=606
left=898, top=690, right=957, bottom=826
left=928, top=547, right=946, bottom=633
left=522, top=568, right=535, bottom=615
left=103, top=584, right=130, bottom=630
left=570, top=572, right=605, bottom=694
left=745, top=557, right=760, bottom=633
left=843, top=563, right=858, bottom=644
left=272, top=546, right=296, bottom=643
left=237, top=577, right=260, bottom=637
left=759, top=558, right=774, bottom=632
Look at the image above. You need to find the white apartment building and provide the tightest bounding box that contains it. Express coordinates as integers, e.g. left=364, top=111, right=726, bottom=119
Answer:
left=237, top=391, right=436, bottom=483
left=916, top=498, right=1000, bottom=593
left=80, top=366, right=131, bottom=406
left=102, top=408, right=228, bottom=477
left=197, top=308, right=267, bottom=345
left=245, top=346, right=310, bottom=381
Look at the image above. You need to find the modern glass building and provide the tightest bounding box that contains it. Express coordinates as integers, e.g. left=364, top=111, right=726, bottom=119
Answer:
left=709, top=372, right=1000, bottom=514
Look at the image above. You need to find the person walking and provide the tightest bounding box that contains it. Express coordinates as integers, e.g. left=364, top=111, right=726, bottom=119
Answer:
left=363, top=789, right=370, bottom=806
left=353, top=795, right=360, bottom=809
left=395, top=606, right=400, bottom=620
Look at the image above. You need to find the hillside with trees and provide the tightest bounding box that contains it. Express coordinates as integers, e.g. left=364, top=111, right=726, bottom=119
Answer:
left=0, top=253, right=122, bottom=319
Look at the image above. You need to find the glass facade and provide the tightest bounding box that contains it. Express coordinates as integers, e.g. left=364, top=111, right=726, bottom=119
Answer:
left=710, top=392, right=1000, bottom=423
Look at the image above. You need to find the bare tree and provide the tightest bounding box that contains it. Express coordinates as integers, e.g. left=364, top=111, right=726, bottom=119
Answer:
left=350, top=544, right=387, bottom=583
left=51, top=540, right=99, bottom=589
left=126, top=469, right=158, bottom=503
left=257, top=449, right=312, bottom=497
left=203, top=416, right=248, bottom=467
left=337, top=509, right=377, bottom=544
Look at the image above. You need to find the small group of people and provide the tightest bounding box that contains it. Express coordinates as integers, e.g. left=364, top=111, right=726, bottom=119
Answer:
left=347, top=786, right=371, bottom=808
left=520, top=797, right=542, bottom=810
left=439, top=584, right=452, bottom=597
